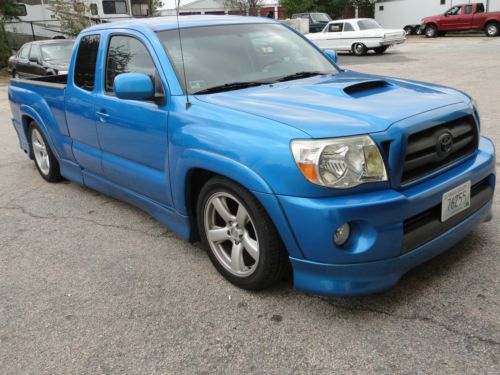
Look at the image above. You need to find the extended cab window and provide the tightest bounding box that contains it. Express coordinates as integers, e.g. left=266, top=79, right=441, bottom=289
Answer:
left=105, top=35, right=157, bottom=93
left=343, top=23, right=354, bottom=32
left=74, top=34, right=100, bottom=91
left=465, top=5, right=473, bottom=14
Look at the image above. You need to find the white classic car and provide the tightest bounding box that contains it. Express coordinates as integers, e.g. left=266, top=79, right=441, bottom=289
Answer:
left=307, top=18, right=406, bottom=56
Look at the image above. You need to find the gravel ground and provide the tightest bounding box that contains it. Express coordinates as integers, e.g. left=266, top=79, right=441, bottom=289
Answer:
left=0, top=36, right=499, bottom=374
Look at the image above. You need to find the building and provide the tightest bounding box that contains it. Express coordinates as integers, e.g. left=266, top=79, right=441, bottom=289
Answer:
left=375, top=0, right=500, bottom=31
left=161, top=0, right=283, bottom=19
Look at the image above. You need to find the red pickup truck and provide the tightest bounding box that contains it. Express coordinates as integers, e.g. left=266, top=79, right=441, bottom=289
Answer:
left=422, top=2, right=500, bottom=37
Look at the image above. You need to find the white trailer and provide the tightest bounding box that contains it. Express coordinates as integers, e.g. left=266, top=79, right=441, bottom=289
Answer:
left=6, top=1, right=142, bottom=40
left=375, top=0, right=500, bottom=34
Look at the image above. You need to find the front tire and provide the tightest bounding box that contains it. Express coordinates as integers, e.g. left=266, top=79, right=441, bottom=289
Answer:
left=29, top=122, right=62, bottom=182
left=197, top=177, right=289, bottom=290
left=404, top=26, right=414, bottom=35
left=485, top=22, right=499, bottom=37
left=352, top=43, right=367, bottom=56
left=425, top=24, right=438, bottom=38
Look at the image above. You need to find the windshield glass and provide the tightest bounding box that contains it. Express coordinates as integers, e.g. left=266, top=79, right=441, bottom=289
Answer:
left=311, top=13, right=331, bottom=23
left=158, top=23, right=338, bottom=95
left=41, top=42, right=74, bottom=62
left=357, top=19, right=382, bottom=30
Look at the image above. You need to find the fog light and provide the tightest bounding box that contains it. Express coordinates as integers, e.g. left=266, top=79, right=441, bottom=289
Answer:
left=334, top=223, right=351, bottom=246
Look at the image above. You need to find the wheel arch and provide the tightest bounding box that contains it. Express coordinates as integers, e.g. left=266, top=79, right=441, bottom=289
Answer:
left=177, top=151, right=304, bottom=259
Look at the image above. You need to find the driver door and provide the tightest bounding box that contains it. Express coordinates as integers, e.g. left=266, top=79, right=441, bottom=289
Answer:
left=94, top=32, right=172, bottom=207
left=440, top=6, right=463, bottom=30
left=320, top=22, right=344, bottom=50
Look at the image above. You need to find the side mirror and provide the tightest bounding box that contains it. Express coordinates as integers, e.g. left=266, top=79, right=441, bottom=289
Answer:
left=29, top=56, right=38, bottom=63
left=114, top=72, right=155, bottom=101
left=324, top=49, right=338, bottom=64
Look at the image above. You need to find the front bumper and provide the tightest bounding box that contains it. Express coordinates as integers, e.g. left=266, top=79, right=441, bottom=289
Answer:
left=279, top=136, right=496, bottom=296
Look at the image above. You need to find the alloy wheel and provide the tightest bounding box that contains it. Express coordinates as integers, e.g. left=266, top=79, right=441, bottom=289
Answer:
left=204, top=192, right=259, bottom=277
left=31, top=128, right=50, bottom=175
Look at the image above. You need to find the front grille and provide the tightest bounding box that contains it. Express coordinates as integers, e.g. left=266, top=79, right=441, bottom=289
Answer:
left=401, top=176, right=493, bottom=254
left=401, top=116, right=478, bottom=184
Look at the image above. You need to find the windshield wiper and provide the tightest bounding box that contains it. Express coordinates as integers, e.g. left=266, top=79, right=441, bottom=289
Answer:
left=274, top=71, right=326, bottom=82
left=195, top=81, right=271, bottom=94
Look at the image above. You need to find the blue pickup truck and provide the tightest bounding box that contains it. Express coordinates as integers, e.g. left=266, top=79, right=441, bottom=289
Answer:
left=8, top=16, right=496, bottom=296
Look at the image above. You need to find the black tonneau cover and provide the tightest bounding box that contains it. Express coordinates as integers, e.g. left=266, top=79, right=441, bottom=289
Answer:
left=12, top=74, right=67, bottom=90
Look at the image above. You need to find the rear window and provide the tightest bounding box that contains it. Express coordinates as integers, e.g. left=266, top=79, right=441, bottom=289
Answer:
left=74, top=34, right=100, bottom=91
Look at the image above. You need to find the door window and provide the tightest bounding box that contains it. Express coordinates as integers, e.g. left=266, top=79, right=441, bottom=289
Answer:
left=328, top=23, right=343, bottom=33
left=18, top=44, right=31, bottom=59
left=74, top=34, right=100, bottom=91
left=446, top=6, right=462, bottom=16
left=29, top=45, right=40, bottom=62
left=105, top=35, right=157, bottom=93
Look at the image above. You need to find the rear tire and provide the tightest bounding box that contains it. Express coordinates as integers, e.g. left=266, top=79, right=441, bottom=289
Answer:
left=425, top=24, right=438, bottom=38
left=352, top=43, right=367, bottom=56
left=485, top=22, right=499, bottom=37
left=197, top=176, right=289, bottom=291
left=373, top=46, right=388, bottom=54
left=28, top=122, right=63, bottom=182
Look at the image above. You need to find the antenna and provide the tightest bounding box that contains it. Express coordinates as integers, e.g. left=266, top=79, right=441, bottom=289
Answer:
left=176, top=0, right=191, bottom=110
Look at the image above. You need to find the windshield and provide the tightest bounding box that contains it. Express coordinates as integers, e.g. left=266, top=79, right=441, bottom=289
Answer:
left=41, top=42, right=74, bottom=62
left=158, top=23, right=339, bottom=95
left=311, top=13, right=331, bottom=23
left=357, top=19, right=382, bottom=30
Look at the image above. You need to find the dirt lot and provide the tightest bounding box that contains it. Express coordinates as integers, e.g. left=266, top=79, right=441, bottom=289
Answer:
left=0, top=36, right=499, bottom=374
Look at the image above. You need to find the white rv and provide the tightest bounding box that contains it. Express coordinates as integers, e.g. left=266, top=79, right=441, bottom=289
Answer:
left=375, top=0, right=500, bottom=34
left=7, top=1, right=150, bottom=39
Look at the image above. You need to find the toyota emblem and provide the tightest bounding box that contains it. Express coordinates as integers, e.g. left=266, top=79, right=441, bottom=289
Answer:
left=437, top=131, right=453, bottom=157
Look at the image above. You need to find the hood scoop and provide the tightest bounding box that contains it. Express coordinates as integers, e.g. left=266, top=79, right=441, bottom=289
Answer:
left=343, top=80, right=391, bottom=98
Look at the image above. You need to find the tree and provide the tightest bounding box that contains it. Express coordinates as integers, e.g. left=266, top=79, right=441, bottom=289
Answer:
left=281, top=0, right=351, bottom=19
left=0, top=0, right=24, bottom=68
left=225, top=0, right=263, bottom=16
left=48, top=0, right=92, bottom=38
left=148, top=0, right=164, bottom=17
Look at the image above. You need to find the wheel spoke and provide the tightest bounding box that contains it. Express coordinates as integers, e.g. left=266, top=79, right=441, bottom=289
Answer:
left=235, top=204, right=249, bottom=227
left=207, top=227, right=230, bottom=243
left=41, top=156, right=49, bottom=172
left=212, top=197, right=234, bottom=223
left=32, top=140, right=44, bottom=153
left=242, top=234, right=259, bottom=260
left=230, top=242, right=244, bottom=273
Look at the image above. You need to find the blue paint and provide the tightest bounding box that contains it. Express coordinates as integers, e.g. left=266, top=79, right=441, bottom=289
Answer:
left=8, top=16, right=496, bottom=296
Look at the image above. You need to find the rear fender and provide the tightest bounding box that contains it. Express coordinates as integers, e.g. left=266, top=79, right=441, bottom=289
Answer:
left=20, top=104, right=61, bottom=160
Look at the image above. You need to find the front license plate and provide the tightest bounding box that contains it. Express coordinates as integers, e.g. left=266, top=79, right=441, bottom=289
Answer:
left=441, top=181, right=471, bottom=222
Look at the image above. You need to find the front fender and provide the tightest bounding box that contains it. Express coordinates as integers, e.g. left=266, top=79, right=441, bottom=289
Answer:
left=172, top=148, right=274, bottom=214
left=172, top=148, right=305, bottom=259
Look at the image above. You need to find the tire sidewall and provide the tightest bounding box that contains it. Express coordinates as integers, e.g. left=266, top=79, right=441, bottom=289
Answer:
left=196, top=178, right=281, bottom=290
left=486, top=23, right=499, bottom=37
left=425, top=25, right=437, bottom=38
left=352, top=43, right=367, bottom=56
left=29, top=122, right=61, bottom=182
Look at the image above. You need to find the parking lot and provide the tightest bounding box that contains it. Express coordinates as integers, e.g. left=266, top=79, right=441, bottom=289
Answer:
left=0, top=35, right=499, bottom=374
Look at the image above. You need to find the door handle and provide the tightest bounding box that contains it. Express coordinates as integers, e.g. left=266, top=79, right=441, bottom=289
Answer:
left=96, top=109, right=109, bottom=122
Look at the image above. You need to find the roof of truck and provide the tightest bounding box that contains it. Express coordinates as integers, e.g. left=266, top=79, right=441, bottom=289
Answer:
left=84, top=15, right=275, bottom=33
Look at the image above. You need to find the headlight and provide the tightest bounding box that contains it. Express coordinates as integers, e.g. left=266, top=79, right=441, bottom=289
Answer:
left=472, top=97, right=479, bottom=111
left=57, top=70, right=68, bottom=75
left=291, top=135, right=388, bottom=189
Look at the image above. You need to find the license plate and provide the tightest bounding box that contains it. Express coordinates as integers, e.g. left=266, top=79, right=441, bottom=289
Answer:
left=441, top=181, right=471, bottom=222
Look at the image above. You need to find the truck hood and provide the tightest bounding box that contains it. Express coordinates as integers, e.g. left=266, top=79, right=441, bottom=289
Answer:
left=195, top=71, right=465, bottom=138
